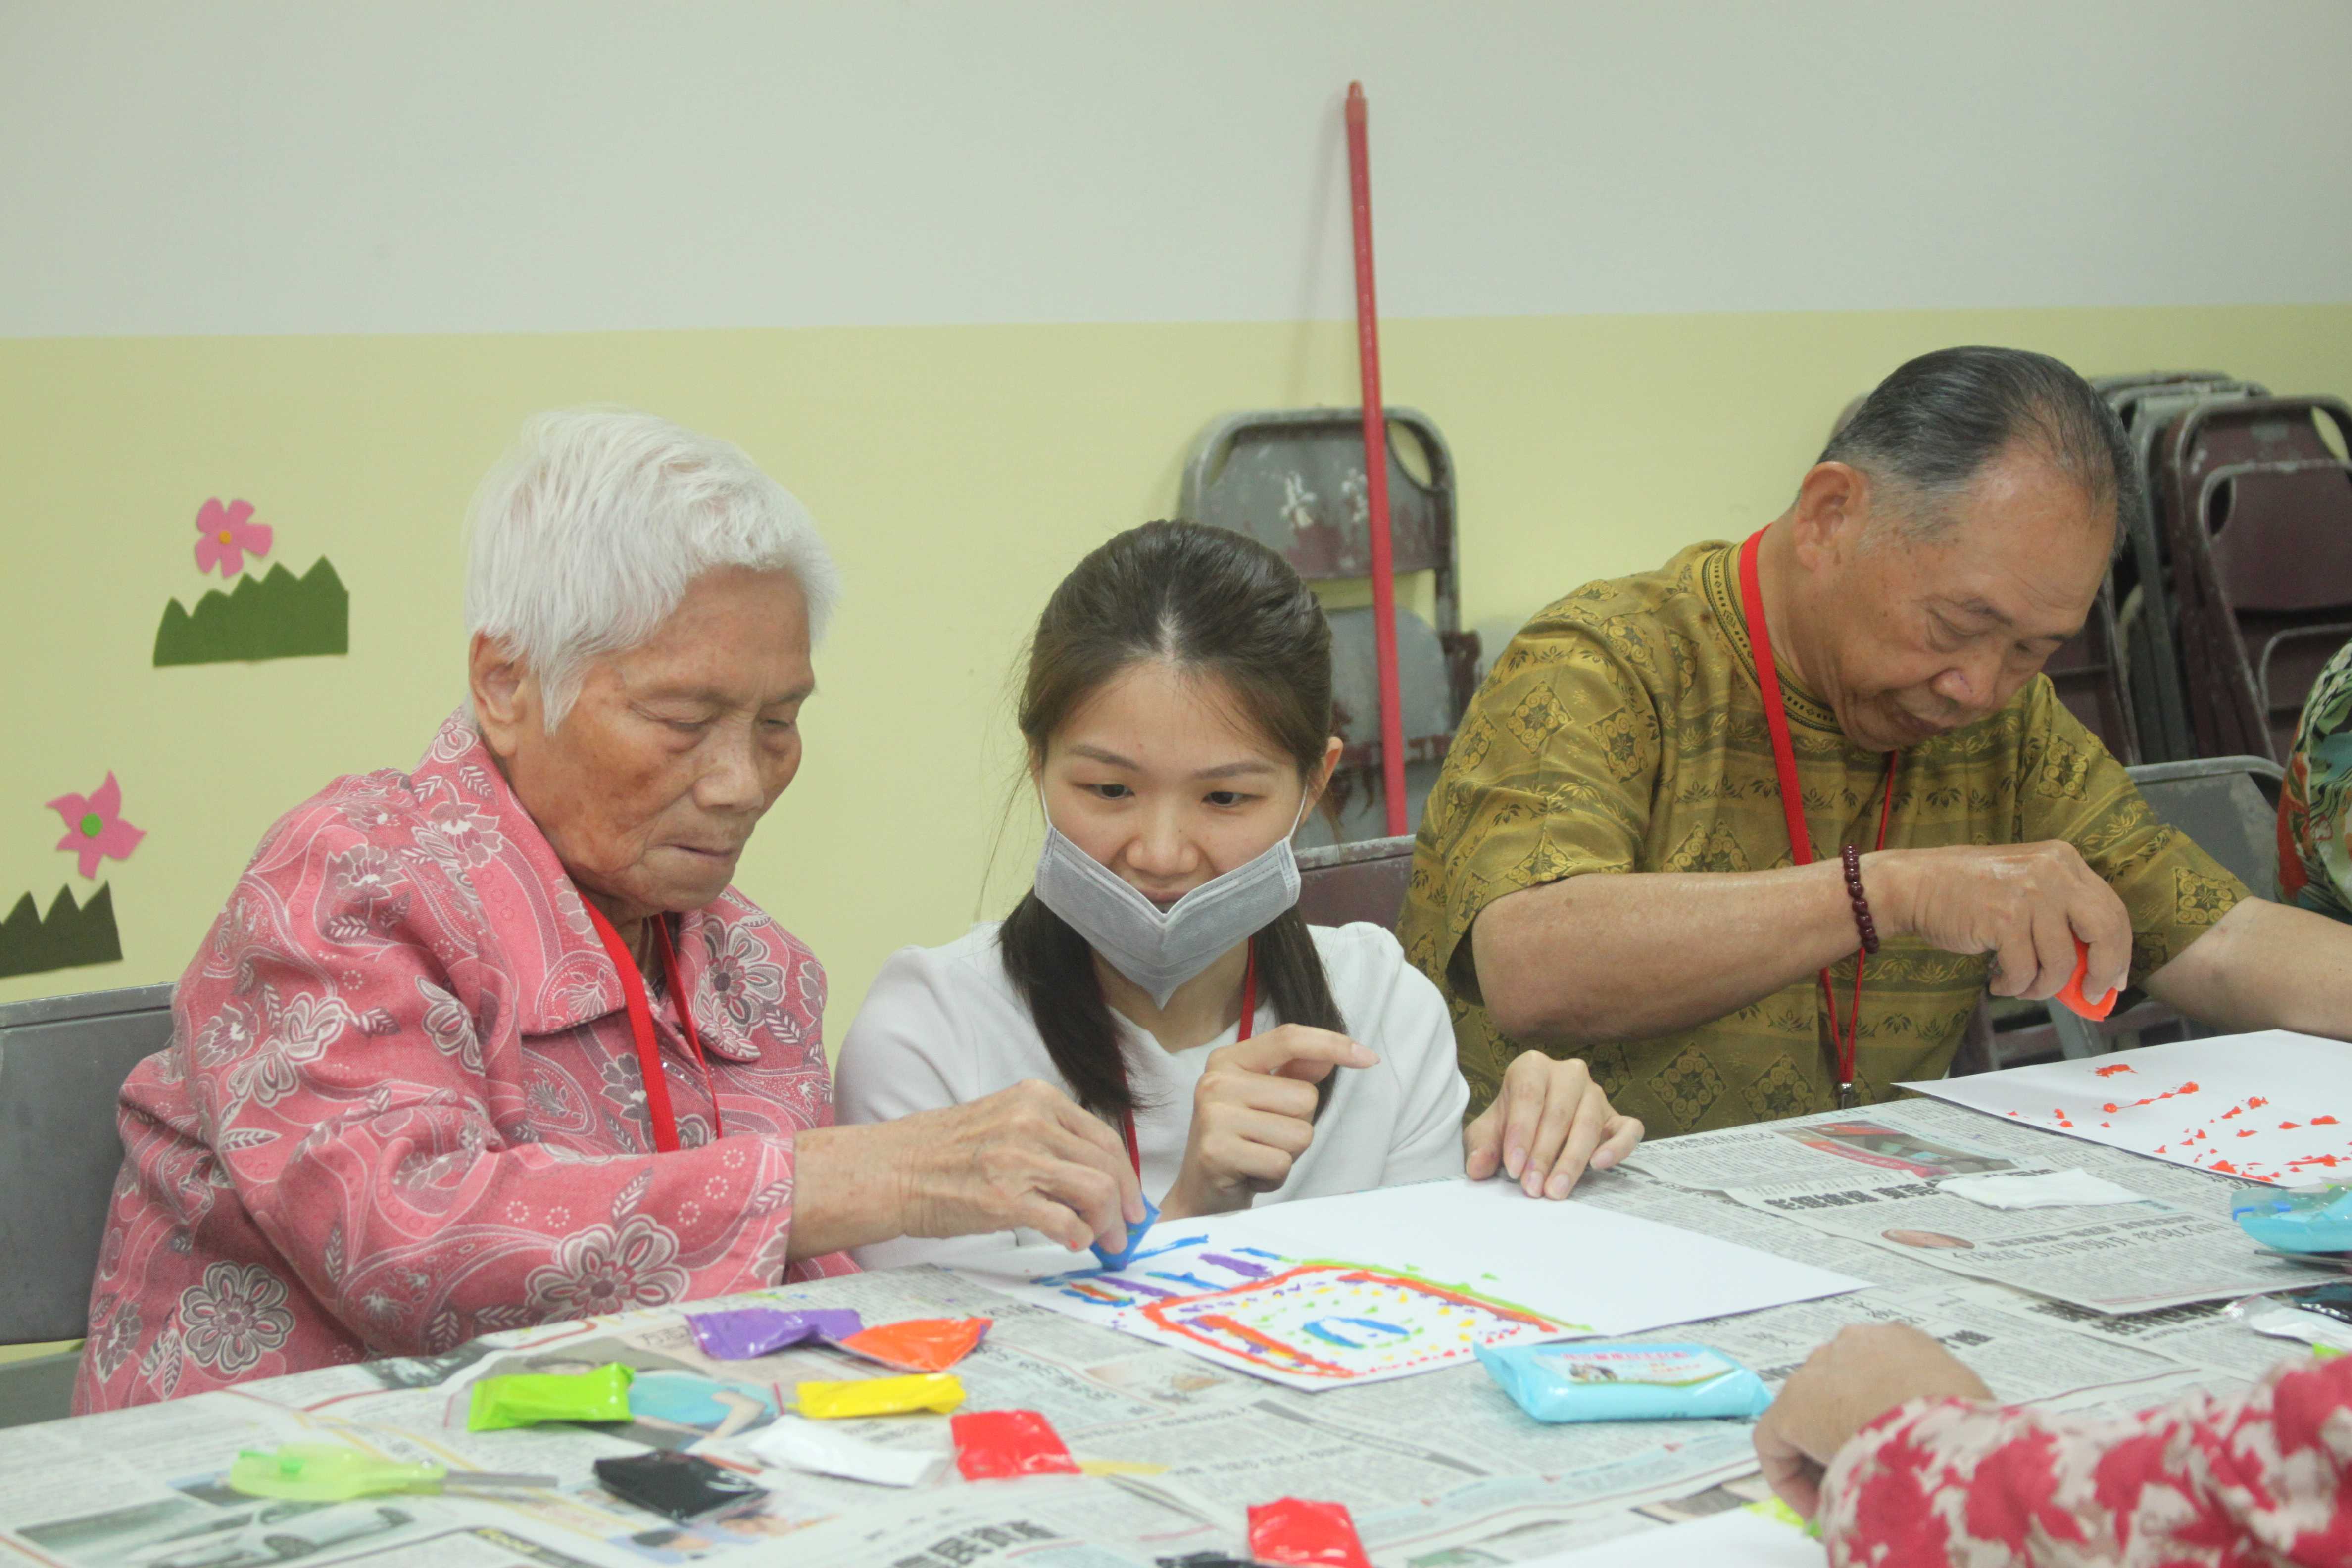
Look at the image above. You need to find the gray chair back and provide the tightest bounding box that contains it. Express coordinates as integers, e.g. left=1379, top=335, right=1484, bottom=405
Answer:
left=1296, top=836, right=1417, bottom=931
left=0, top=983, right=175, bottom=1345
left=2128, top=755, right=2283, bottom=897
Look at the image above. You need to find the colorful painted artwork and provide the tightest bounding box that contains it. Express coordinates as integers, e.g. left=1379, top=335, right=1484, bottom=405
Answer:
left=1024, top=1234, right=1576, bottom=1389
left=154, top=558, right=349, bottom=666
left=1908, top=1032, right=2352, bottom=1186
left=964, top=1181, right=1866, bottom=1392
left=0, top=884, right=123, bottom=979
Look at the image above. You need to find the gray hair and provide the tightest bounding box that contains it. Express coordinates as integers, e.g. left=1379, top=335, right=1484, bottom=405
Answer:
left=465, top=409, right=842, bottom=730
left=1822, top=346, right=2139, bottom=552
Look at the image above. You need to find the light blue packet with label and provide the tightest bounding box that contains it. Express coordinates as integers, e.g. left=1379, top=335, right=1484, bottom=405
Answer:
left=1474, top=1340, right=1771, bottom=1422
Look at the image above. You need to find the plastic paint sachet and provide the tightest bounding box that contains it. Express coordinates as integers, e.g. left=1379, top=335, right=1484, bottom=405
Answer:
left=229, top=1444, right=558, bottom=1501
left=950, top=1409, right=1080, bottom=1479
left=688, top=1305, right=865, bottom=1360
left=1475, top=1341, right=1770, bottom=1423
left=795, top=1373, right=965, bottom=1419
left=2056, top=937, right=2119, bottom=1021
left=229, top=1445, right=444, bottom=1501
left=1247, top=1497, right=1372, bottom=1568
left=836, top=1317, right=991, bottom=1373
left=1090, top=1195, right=1160, bottom=1271
left=467, top=1363, right=635, bottom=1431
left=2234, top=1184, right=2352, bottom=1253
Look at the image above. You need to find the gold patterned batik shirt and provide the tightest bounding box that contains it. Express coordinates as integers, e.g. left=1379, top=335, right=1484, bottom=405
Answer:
left=1396, top=541, right=2248, bottom=1133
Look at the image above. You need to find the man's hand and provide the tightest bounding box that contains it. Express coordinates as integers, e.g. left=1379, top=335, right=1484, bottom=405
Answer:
left=869, top=1080, right=1147, bottom=1253
left=1752, top=1323, right=1993, bottom=1519
left=1160, top=1025, right=1376, bottom=1220
left=1463, top=1050, right=1642, bottom=1198
left=1869, top=840, right=2132, bottom=1002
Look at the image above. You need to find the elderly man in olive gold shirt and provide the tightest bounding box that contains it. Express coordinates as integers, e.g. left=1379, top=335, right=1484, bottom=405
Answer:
left=1400, top=346, right=2352, bottom=1143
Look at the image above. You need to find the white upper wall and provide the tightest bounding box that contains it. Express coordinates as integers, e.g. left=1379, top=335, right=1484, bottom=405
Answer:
left=5, top=0, right=2349, bottom=337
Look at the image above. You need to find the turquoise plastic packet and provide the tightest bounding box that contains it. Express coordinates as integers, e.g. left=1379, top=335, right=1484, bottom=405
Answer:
left=1474, top=1340, right=1770, bottom=1422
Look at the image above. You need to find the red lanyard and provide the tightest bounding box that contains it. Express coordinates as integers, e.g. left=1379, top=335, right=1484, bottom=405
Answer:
left=581, top=901, right=722, bottom=1153
left=1119, top=941, right=1257, bottom=1177
left=1739, top=530, right=1897, bottom=1109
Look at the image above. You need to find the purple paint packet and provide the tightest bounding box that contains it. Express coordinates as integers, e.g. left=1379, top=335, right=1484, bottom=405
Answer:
left=687, top=1306, right=866, bottom=1361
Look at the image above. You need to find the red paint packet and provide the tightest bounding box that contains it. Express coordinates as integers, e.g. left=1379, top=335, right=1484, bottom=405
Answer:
left=2057, top=938, right=2118, bottom=1021
left=1247, top=1497, right=1372, bottom=1568
left=837, top=1316, right=992, bottom=1373
left=949, top=1410, right=1079, bottom=1480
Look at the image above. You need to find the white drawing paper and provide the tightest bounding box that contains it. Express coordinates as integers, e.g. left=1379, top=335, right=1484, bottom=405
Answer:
left=1904, top=1031, right=2352, bottom=1186
left=950, top=1177, right=1867, bottom=1391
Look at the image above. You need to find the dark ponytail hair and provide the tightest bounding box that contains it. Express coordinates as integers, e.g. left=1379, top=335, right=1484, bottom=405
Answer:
left=999, top=520, right=1345, bottom=1122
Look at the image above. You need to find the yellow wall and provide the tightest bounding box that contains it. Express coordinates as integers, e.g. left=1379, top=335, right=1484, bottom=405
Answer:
left=5, top=305, right=2350, bottom=1038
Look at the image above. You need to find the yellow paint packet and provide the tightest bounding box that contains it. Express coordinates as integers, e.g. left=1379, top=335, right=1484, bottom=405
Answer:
left=795, top=1373, right=965, bottom=1419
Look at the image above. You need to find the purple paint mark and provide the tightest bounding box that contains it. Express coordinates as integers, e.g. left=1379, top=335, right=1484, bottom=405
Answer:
left=1200, top=1253, right=1272, bottom=1278
left=1097, top=1275, right=1178, bottom=1299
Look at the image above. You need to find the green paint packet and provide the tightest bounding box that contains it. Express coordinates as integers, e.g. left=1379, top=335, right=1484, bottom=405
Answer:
left=468, top=1363, right=636, bottom=1431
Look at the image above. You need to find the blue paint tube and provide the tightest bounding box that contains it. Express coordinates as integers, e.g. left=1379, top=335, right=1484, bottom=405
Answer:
left=1089, top=1194, right=1160, bottom=1270
left=1474, top=1341, right=1771, bottom=1422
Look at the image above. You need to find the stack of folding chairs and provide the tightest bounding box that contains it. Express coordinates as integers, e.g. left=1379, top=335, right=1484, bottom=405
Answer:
left=2091, top=373, right=2352, bottom=765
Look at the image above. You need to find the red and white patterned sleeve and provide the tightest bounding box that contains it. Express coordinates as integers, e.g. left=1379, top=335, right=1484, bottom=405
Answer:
left=1817, top=1351, right=2352, bottom=1566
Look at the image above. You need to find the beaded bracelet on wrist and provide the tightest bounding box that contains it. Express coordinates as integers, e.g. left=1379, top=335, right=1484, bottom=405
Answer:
left=1841, top=841, right=1880, bottom=955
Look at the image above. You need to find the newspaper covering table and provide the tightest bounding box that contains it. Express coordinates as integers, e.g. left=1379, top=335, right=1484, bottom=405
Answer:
left=1, top=1100, right=2325, bottom=1568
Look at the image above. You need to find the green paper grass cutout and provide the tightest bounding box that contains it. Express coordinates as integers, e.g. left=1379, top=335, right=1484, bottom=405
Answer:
left=0, top=884, right=123, bottom=979
left=154, top=558, right=348, bottom=666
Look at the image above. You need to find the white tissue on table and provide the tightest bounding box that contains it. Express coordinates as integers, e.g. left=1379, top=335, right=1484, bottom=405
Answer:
left=1938, top=1169, right=2147, bottom=1210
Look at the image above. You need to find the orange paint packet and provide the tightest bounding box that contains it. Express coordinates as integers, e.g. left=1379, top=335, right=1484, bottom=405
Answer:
left=2056, top=937, right=2118, bottom=1021
left=836, top=1317, right=992, bottom=1373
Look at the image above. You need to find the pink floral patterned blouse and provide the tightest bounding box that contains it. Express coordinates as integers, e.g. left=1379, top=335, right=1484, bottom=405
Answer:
left=74, top=712, right=854, bottom=1412
left=1819, top=1351, right=2352, bottom=1565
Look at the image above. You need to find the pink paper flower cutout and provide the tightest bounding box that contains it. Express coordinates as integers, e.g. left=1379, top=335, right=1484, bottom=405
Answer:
left=48, top=772, right=147, bottom=880
left=193, top=498, right=273, bottom=577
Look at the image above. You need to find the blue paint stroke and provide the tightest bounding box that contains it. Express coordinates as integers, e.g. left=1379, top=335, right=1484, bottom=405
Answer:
left=1301, top=1317, right=1412, bottom=1349
left=1035, top=1234, right=1212, bottom=1289
left=1145, top=1271, right=1224, bottom=1292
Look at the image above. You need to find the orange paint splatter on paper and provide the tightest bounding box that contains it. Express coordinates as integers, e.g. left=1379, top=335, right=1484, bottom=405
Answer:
left=2093, top=1063, right=2135, bottom=1078
left=2315, top=1116, right=2341, bottom=1126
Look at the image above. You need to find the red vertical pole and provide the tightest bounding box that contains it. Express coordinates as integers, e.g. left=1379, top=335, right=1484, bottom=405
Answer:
left=1345, top=81, right=1409, bottom=839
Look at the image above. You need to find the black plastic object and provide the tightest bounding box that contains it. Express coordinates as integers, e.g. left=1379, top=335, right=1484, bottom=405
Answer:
left=593, top=1451, right=768, bottom=1525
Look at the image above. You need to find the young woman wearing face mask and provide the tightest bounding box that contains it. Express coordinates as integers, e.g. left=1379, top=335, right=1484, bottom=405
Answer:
left=833, top=521, right=1642, bottom=1268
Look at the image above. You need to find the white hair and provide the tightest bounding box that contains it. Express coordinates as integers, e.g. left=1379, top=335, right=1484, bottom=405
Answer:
left=464, top=409, right=842, bottom=730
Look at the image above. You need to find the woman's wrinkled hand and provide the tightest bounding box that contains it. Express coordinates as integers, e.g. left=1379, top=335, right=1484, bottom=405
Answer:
left=1752, top=1322, right=1993, bottom=1519
left=1161, top=1025, right=1376, bottom=1220
left=880, top=1079, right=1147, bottom=1253
left=1462, top=1050, right=1643, bottom=1198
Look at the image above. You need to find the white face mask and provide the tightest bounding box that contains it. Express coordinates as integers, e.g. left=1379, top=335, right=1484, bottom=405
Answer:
left=1031, top=796, right=1309, bottom=1008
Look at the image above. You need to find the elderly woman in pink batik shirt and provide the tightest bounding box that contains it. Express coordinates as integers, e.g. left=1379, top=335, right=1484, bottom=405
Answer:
left=76, top=410, right=1146, bottom=1411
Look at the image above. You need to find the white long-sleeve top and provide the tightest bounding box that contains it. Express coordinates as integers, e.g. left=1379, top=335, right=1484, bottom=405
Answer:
left=834, top=920, right=1470, bottom=1270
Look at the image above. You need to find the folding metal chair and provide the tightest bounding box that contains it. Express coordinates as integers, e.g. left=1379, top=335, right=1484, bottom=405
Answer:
left=2156, top=400, right=2352, bottom=761
left=1180, top=409, right=1477, bottom=846
left=2108, top=381, right=2269, bottom=761
left=0, top=983, right=174, bottom=1427
left=1295, top=836, right=1417, bottom=931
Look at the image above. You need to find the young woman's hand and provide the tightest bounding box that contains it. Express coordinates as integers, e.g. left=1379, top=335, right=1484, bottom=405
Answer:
left=1753, top=1323, right=1992, bottom=1519
left=1462, top=1050, right=1643, bottom=1199
left=1160, top=1025, right=1376, bottom=1219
